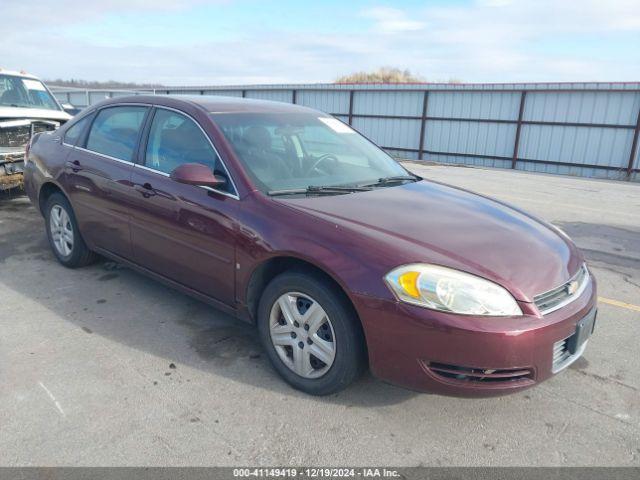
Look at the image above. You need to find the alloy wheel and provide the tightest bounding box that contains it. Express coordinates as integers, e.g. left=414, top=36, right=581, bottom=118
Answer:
left=50, top=204, right=74, bottom=257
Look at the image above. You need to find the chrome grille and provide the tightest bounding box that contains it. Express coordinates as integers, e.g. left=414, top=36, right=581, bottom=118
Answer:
left=552, top=336, right=588, bottom=373
left=553, top=339, right=570, bottom=366
left=534, top=264, right=589, bottom=315
left=0, top=120, right=59, bottom=149
left=0, top=151, right=24, bottom=162
left=0, top=124, right=31, bottom=148
left=31, top=120, right=59, bottom=135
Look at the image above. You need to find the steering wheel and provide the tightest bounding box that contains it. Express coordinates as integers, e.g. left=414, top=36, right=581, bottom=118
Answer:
left=305, top=153, right=339, bottom=176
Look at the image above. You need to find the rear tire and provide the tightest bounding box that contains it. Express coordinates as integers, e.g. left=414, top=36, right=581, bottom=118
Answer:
left=257, top=270, right=366, bottom=395
left=45, top=192, right=96, bottom=268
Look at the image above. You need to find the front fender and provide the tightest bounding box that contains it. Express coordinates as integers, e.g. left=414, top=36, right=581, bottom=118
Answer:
left=234, top=193, right=397, bottom=311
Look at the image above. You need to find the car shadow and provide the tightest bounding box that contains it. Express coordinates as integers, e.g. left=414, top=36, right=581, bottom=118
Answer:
left=0, top=192, right=417, bottom=407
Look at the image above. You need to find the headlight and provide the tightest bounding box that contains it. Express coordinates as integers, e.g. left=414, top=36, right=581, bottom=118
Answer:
left=384, top=264, right=522, bottom=316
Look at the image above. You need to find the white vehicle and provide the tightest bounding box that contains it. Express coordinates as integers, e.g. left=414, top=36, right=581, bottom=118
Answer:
left=0, top=69, right=72, bottom=190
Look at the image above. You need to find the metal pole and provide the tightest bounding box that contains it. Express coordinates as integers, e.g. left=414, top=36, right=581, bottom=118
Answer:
left=627, top=103, right=640, bottom=179
left=292, top=89, right=297, bottom=104
left=348, top=90, right=354, bottom=125
left=511, top=91, right=527, bottom=169
left=418, top=91, right=429, bottom=161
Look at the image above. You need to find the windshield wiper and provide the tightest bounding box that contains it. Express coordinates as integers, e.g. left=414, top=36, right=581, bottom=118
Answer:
left=363, top=175, right=420, bottom=187
left=268, top=185, right=372, bottom=196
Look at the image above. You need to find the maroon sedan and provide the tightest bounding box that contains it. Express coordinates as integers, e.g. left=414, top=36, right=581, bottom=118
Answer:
left=23, top=95, right=597, bottom=396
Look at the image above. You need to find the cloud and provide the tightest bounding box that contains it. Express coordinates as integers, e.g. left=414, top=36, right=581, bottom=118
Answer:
left=478, top=0, right=514, bottom=6
left=362, top=6, right=426, bottom=34
left=2, top=0, right=224, bottom=38
left=0, top=0, right=638, bottom=84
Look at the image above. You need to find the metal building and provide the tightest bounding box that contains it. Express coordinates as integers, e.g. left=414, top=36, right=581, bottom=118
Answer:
left=52, top=82, right=640, bottom=181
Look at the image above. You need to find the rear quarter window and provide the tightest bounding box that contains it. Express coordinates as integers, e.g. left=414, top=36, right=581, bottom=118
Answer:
left=63, top=115, right=91, bottom=146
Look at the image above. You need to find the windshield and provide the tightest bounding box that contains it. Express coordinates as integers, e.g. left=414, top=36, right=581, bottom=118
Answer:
left=211, top=112, right=409, bottom=193
left=0, top=75, right=60, bottom=111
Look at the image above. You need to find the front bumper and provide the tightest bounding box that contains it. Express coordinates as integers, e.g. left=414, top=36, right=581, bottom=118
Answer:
left=1, top=118, right=63, bottom=191
left=0, top=152, right=25, bottom=191
left=353, top=276, right=597, bottom=397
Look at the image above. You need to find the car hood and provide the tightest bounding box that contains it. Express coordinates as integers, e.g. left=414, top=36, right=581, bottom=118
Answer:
left=280, top=180, right=583, bottom=302
left=0, top=107, right=71, bottom=122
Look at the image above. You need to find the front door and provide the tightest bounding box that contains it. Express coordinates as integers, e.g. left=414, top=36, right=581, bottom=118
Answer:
left=128, top=107, right=238, bottom=306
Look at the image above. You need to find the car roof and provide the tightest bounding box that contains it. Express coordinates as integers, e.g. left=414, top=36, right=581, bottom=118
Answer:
left=0, top=69, right=39, bottom=79
left=100, top=94, right=319, bottom=115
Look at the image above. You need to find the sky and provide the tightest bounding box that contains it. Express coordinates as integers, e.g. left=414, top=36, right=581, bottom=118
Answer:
left=2, top=0, right=639, bottom=86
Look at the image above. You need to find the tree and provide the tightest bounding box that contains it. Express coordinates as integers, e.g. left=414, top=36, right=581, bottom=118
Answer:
left=335, top=67, right=424, bottom=83
left=335, top=67, right=462, bottom=84
left=45, top=79, right=164, bottom=89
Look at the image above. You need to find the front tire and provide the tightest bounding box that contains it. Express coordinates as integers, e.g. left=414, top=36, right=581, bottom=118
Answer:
left=45, top=192, right=96, bottom=268
left=257, top=271, right=366, bottom=395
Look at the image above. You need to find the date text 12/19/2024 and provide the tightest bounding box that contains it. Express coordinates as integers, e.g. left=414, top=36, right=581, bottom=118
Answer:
left=232, top=468, right=401, bottom=478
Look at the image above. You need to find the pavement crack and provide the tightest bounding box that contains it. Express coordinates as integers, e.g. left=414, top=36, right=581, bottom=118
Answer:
left=622, top=275, right=640, bottom=290
left=214, top=335, right=233, bottom=344
left=540, top=386, right=634, bottom=427
left=571, top=369, right=639, bottom=393
left=581, top=249, right=640, bottom=269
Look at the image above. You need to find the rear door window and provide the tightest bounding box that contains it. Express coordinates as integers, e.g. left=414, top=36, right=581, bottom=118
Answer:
left=86, top=106, right=148, bottom=161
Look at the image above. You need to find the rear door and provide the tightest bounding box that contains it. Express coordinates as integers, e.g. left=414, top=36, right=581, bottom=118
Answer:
left=64, top=105, right=149, bottom=259
left=128, top=107, right=238, bottom=306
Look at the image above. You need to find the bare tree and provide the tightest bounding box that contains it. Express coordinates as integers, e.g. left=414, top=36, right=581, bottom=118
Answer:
left=336, top=67, right=462, bottom=84
left=45, top=79, right=164, bottom=89
left=335, top=67, right=424, bottom=83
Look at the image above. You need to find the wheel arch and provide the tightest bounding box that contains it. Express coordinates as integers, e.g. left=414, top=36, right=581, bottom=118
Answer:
left=38, top=181, right=66, bottom=215
left=245, top=255, right=363, bottom=330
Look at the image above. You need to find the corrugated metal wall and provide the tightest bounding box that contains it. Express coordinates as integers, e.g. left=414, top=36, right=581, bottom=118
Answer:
left=52, top=82, right=640, bottom=181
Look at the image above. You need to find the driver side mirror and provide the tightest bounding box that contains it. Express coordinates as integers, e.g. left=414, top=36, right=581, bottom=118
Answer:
left=170, top=163, right=226, bottom=188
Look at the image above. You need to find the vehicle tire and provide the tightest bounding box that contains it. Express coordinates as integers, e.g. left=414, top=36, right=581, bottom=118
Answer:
left=257, top=270, right=367, bottom=395
left=44, top=192, right=96, bottom=268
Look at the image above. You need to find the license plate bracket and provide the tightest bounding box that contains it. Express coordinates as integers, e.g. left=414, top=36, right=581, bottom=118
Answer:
left=567, top=308, right=597, bottom=354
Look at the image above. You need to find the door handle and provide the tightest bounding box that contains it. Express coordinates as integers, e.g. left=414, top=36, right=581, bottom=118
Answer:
left=65, top=160, right=82, bottom=172
left=134, top=182, right=156, bottom=198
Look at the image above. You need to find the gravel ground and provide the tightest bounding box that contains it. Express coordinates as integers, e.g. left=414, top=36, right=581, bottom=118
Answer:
left=0, top=164, right=638, bottom=466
